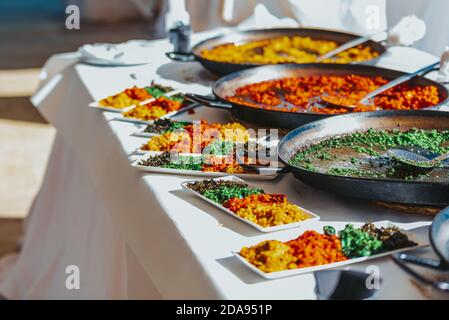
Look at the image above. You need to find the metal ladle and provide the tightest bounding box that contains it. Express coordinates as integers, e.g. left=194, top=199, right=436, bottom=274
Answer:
left=316, top=32, right=384, bottom=62
left=316, top=62, right=440, bottom=110
left=388, top=148, right=449, bottom=170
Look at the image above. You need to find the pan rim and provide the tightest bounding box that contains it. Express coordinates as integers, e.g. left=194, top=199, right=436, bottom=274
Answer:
left=430, top=208, right=449, bottom=265
left=192, top=27, right=386, bottom=67
left=277, top=110, right=449, bottom=187
left=212, top=63, right=449, bottom=117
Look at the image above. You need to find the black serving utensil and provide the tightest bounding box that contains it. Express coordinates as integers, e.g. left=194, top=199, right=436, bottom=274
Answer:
left=392, top=207, right=449, bottom=292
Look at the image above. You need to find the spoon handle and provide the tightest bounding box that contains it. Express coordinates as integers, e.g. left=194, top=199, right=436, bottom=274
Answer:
left=433, top=151, right=449, bottom=162
left=360, top=62, right=440, bottom=104
left=316, top=35, right=372, bottom=62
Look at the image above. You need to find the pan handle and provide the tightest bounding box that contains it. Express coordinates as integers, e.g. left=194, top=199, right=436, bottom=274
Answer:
left=165, top=52, right=196, bottom=62
left=420, top=66, right=449, bottom=84
left=421, top=67, right=449, bottom=85
left=420, top=67, right=439, bottom=77
left=238, top=163, right=289, bottom=175
left=173, top=103, right=201, bottom=115
left=185, top=93, right=233, bottom=109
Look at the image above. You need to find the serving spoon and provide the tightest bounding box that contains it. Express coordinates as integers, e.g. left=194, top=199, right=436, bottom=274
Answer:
left=315, top=62, right=440, bottom=110
left=317, top=15, right=426, bottom=62
left=387, top=147, right=449, bottom=169
left=316, top=32, right=385, bottom=62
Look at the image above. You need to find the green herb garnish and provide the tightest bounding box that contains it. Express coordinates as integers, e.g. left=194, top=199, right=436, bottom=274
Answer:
left=202, top=186, right=263, bottom=204
left=323, top=226, right=336, bottom=236
left=339, top=224, right=382, bottom=258
left=204, top=140, right=235, bottom=156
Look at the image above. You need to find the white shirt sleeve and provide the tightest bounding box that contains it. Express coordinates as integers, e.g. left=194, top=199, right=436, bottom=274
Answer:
left=387, top=0, right=449, bottom=56
left=287, top=0, right=386, bottom=34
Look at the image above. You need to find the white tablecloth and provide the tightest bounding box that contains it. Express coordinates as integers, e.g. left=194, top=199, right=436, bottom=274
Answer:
left=1, top=34, right=448, bottom=299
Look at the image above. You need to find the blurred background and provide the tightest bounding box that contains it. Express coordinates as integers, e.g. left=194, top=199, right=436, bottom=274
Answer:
left=0, top=0, right=164, bottom=259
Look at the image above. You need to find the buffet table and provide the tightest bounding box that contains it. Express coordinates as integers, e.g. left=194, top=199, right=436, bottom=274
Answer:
left=1, top=32, right=448, bottom=299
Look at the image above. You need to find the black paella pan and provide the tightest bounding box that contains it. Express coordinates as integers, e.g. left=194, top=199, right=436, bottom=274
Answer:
left=277, top=110, right=449, bottom=206
left=167, top=28, right=386, bottom=76
left=186, top=63, right=449, bottom=130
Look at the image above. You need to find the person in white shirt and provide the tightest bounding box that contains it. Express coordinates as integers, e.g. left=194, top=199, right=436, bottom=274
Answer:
left=386, top=0, right=449, bottom=56
left=77, top=0, right=449, bottom=56
left=181, top=0, right=448, bottom=56
left=183, top=0, right=386, bottom=34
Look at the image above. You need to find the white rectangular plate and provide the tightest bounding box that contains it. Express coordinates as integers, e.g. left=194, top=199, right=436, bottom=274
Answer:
left=233, top=220, right=427, bottom=279
left=132, top=126, right=162, bottom=138
left=88, top=101, right=135, bottom=113
left=113, top=111, right=177, bottom=125
left=132, top=153, right=281, bottom=180
left=181, top=176, right=320, bottom=232
left=132, top=120, right=193, bottom=138
left=89, top=89, right=182, bottom=113
left=133, top=136, right=274, bottom=154
left=114, top=102, right=198, bottom=125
